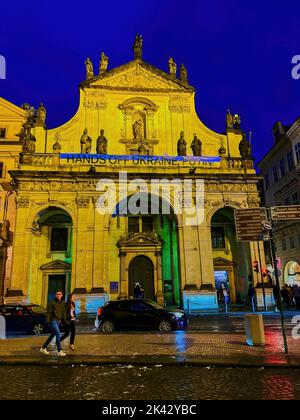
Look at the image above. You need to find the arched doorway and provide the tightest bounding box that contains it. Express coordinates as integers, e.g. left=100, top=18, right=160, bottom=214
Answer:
left=129, top=256, right=154, bottom=300
left=31, top=207, right=73, bottom=306
left=284, top=261, right=300, bottom=285
left=211, top=207, right=251, bottom=303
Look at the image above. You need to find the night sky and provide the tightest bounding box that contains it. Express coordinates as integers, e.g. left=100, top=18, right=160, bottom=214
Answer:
left=1, top=0, right=299, bottom=162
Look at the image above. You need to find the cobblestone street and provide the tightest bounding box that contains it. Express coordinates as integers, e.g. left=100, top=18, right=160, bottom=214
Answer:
left=1, top=365, right=300, bottom=400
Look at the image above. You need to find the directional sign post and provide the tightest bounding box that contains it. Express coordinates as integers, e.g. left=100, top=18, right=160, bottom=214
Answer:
left=271, top=205, right=300, bottom=221
left=234, top=208, right=268, bottom=242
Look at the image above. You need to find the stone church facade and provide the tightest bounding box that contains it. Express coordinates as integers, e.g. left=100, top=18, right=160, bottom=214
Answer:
left=1, top=37, right=264, bottom=312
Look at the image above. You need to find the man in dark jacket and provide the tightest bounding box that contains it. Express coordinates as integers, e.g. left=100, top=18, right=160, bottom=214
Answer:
left=40, top=290, right=67, bottom=357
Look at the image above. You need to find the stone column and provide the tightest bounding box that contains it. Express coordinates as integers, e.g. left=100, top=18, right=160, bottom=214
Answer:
left=198, top=223, right=215, bottom=289
left=10, top=205, right=31, bottom=298
left=156, top=250, right=164, bottom=305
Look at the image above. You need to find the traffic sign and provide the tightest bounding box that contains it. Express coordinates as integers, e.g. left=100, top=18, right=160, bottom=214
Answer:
left=271, top=205, right=300, bottom=221
left=234, top=208, right=268, bottom=242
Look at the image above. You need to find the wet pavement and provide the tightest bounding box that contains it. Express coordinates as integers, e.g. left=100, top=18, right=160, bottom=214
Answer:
left=1, top=365, right=300, bottom=400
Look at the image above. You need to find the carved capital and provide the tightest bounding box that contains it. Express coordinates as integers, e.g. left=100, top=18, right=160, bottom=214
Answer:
left=16, top=196, right=30, bottom=208
left=76, top=196, right=90, bottom=208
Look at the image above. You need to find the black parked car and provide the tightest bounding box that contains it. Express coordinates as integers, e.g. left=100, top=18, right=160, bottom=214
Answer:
left=95, top=299, right=188, bottom=332
left=0, top=304, right=49, bottom=335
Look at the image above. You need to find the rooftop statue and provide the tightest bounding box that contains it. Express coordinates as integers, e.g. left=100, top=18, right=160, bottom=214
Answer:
left=168, top=57, right=177, bottom=78
left=80, top=128, right=92, bottom=153
left=177, top=131, right=187, bottom=156
left=85, top=57, right=94, bottom=80
left=96, top=129, right=108, bottom=154
left=179, top=64, right=188, bottom=83
left=21, top=120, right=36, bottom=153
left=99, top=52, right=109, bottom=75
left=226, top=109, right=234, bottom=129
left=239, top=133, right=251, bottom=159
left=36, top=103, right=46, bottom=126
left=191, top=134, right=202, bottom=156
left=233, top=114, right=241, bottom=130
left=133, top=34, right=143, bottom=59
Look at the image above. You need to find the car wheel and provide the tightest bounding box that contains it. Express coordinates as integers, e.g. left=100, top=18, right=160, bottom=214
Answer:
left=158, top=320, right=173, bottom=332
left=33, top=323, right=44, bottom=335
left=100, top=320, right=115, bottom=333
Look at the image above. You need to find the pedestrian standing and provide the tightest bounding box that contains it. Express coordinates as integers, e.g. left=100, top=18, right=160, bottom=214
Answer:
left=40, top=289, right=67, bottom=357
left=248, top=282, right=256, bottom=312
left=61, top=293, right=77, bottom=351
left=293, top=284, right=300, bottom=310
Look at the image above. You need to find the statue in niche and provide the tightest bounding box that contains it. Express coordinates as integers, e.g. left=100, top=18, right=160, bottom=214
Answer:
left=179, top=64, right=188, bottom=83
left=80, top=128, right=92, bottom=153
left=132, top=34, right=143, bottom=59
left=96, top=129, right=108, bottom=154
left=21, top=120, right=36, bottom=153
left=168, top=57, right=177, bottom=78
left=239, top=132, right=251, bottom=159
left=99, top=52, right=109, bottom=74
left=177, top=131, right=187, bottom=156
left=132, top=117, right=144, bottom=140
left=191, top=134, right=202, bottom=156
left=85, top=57, right=94, bottom=79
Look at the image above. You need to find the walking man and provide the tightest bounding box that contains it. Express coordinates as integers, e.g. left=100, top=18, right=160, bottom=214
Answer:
left=40, top=289, right=67, bottom=357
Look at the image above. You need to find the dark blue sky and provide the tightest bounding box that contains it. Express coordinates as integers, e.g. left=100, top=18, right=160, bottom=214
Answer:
left=1, top=0, right=299, bottom=161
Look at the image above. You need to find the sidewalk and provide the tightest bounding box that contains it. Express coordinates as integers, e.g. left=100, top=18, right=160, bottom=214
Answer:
left=0, top=331, right=299, bottom=368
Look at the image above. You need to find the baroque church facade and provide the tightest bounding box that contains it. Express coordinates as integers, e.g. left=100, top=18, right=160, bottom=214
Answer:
left=0, top=36, right=264, bottom=312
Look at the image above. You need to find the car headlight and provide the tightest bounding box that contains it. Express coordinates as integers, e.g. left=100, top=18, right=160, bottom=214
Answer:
left=171, top=312, right=184, bottom=319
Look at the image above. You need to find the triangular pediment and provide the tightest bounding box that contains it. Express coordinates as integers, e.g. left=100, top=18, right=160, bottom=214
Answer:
left=117, top=232, right=162, bottom=247
left=213, top=257, right=236, bottom=267
left=0, top=97, right=28, bottom=119
left=40, top=260, right=72, bottom=271
left=81, top=60, right=194, bottom=92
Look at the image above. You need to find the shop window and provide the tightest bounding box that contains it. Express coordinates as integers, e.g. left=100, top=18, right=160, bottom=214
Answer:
left=50, top=227, right=69, bottom=251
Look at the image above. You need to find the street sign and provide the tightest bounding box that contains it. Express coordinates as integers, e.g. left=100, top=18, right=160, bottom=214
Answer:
left=271, top=205, right=300, bottom=221
left=234, top=208, right=268, bottom=242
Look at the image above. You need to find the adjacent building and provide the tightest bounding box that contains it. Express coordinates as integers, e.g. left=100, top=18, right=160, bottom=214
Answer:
left=259, top=118, right=300, bottom=285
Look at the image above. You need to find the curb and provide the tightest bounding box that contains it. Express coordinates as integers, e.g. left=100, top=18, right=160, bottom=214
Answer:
left=1, top=355, right=300, bottom=369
